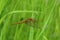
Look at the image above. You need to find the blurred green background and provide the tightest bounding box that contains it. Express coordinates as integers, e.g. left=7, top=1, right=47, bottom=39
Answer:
left=0, top=0, right=60, bottom=40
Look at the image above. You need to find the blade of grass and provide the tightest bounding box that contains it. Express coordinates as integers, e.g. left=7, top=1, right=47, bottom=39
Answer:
left=36, top=0, right=57, bottom=40
left=0, top=0, right=8, bottom=15
left=29, top=27, right=34, bottom=40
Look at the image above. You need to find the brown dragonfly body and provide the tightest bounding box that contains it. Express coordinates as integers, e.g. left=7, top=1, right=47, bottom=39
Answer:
left=12, top=18, right=35, bottom=25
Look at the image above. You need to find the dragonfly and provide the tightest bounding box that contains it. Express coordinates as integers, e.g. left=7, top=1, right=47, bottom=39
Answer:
left=12, top=18, right=36, bottom=26
left=12, top=18, right=41, bottom=29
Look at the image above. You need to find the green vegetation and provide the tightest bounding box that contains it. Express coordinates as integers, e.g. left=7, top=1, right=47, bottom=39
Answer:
left=0, top=0, right=60, bottom=40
